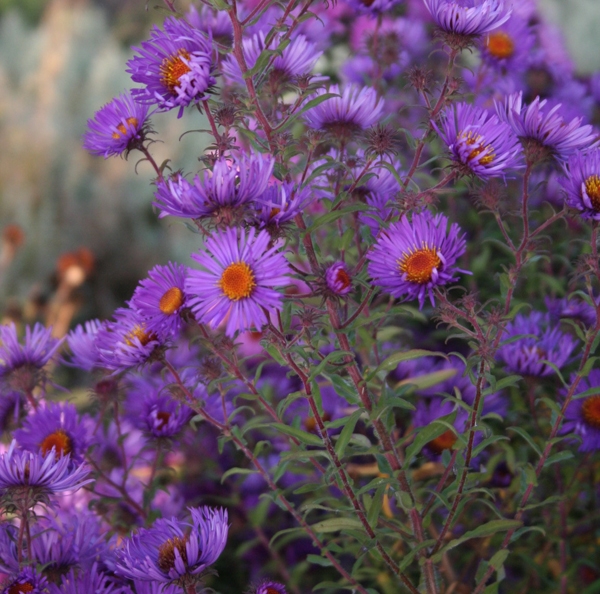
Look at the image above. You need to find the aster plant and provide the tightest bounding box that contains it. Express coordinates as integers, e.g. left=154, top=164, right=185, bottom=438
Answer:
left=4, top=0, right=600, bottom=593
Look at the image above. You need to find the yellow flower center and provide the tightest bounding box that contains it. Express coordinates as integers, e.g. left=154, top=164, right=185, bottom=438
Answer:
left=40, top=429, right=72, bottom=458
left=460, top=131, right=495, bottom=166
left=159, top=287, right=184, bottom=315
left=219, top=262, right=256, bottom=301
left=427, top=429, right=457, bottom=454
left=584, top=175, right=600, bottom=211
left=111, top=117, right=139, bottom=140
left=399, top=247, right=441, bottom=284
left=7, top=582, right=35, bottom=594
left=582, top=395, right=600, bottom=429
left=160, top=49, right=192, bottom=93
left=157, top=535, right=189, bottom=573
left=124, top=325, right=156, bottom=347
left=486, top=31, right=515, bottom=60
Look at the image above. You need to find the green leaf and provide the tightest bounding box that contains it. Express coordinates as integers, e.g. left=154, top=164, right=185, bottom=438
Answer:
left=507, top=426, right=542, bottom=457
left=334, top=410, right=364, bottom=458
left=367, top=484, right=387, bottom=527
left=368, top=349, right=448, bottom=380
left=221, top=467, right=256, bottom=483
left=543, top=450, right=574, bottom=468
left=489, top=549, right=509, bottom=571
left=272, top=423, right=323, bottom=447
left=311, top=518, right=364, bottom=533
left=404, top=413, right=457, bottom=464
left=391, top=368, right=458, bottom=391
left=306, top=554, right=333, bottom=567
left=277, top=92, right=340, bottom=132
left=305, top=204, right=367, bottom=234
left=432, top=520, right=522, bottom=561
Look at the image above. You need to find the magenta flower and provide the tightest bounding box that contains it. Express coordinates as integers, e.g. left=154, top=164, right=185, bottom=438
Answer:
left=434, top=102, right=522, bottom=179
left=127, top=16, right=216, bottom=116
left=83, top=91, right=150, bottom=158
left=185, top=227, right=291, bottom=337
left=367, top=211, right=468, bottom=308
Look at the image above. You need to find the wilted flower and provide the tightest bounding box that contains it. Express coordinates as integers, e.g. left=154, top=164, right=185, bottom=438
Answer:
left=186, top=227, right=291, bottom=337
left=367, top=211, right=468, bottom=308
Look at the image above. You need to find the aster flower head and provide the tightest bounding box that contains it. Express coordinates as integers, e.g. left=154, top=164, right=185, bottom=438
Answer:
left=14, top=402, right=90, bottom=463
left=560, top=370, right=600, bottom=452
left=252, top=580, right=287, bottom=594
left=546, top=296, right=597, bottom=327
left=496, top=92, right=597, bottom=163
left=2, top=567, right=48, bottom=594
left=127, top=16, right=216, bottom=116
left=434, top=102, right=522, bottom=179
left=95, top=308, right=163, bottom=373
left=0, top=441, right=92, bottom=503
left=253, top=183, right=313, bottom=229
left=194, top=154, right=275, bottom=213
left=83, top=91, right=150, bottom=158
left=186, top=4, right=232, bottom=45
left=115, top=506, right=228, bottom=584
left=367, top=211, right=469, bottom=309
left=424, top=0, right=511, bottom=49
left=153, top=174, right=206, bottom=220
left=559, top=149, right=600, bottom=220
left=496, top=311, right=579, bottom=377
left=64, top=319, right=101, bottom=371
left=48, top=563, right=121, bottom=594
left=481, top=14, right=535, bottom=72
left=185, top=227, right=292, bottom=337
left=304, top=85, right=384, bottom=140
left=324, top=262, right=353, bottom=296
left=130, top=263, right=189, bottom=337
left=222, top=32, right=321, bottom=88
left=0, top=323, right=62, bottom=393
left=413, top=396, right=467, bottom=456
left=346, top=0, right=400, bottom=15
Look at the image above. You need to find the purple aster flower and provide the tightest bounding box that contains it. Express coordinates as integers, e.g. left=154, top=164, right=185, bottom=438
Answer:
left=253, top=183, right=312, bottom=229
left=304, top=84, right=384, bottom=139
left=185, top=227, right=292, bottom=337
left=115, top=506, right=228, bottom=584
left=222, top=32, right=321, bottom=87
left=480, top=14, right=535, bottom=73
left=127, top=16, right=216, bottom=116
left=252, top=580, right=287, bottom=594
left=434, top=102, right=522, bottom=179
left=48, top=563, right=121, bottom=594
left=367, top=211, right=468, bottom=309
left=1, top=567, right=48, bottom=594
left=560, top=370, right=600, bottom=452
left=0, top=323, right=62, bottom=393
left=324, top=262, right=353, bottom=296
left=131, top=582, right=180, bottom=594
left=413, top=396, right=467, bottom=456
left=153, top=174, right=205, bottom=220
left=14, top=402, right=89, bottom=463
left=559, top=149, right=600, bottom=220
left=83, top=91, right=150, bottom=158
left=496, top=92, right=597, bottom=163
left=130, top=263, right=189, bottom=337
left=0, top=391, right=25, bottom=435
left=496, top=311, right=579, bottom=377
left=423, top=0, right=511, bottom=37
left=0, top=440, right=92, bottom=499
left=186, top=4, right=232, bottom=46
left=64, top=319, right=101, bottom=371
left=95, top=308, right=163, bottom=373
left=125, top=377, right=193, bottom=439
left=546, top=296, right=597, bottom=327
left=346, top=0, right=400, bottom=15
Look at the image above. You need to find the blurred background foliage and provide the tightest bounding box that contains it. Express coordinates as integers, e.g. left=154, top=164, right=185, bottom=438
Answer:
left=0, top=0, right=599, bottom=326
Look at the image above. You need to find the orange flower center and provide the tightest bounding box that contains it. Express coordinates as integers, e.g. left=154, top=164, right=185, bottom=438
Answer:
left=486, top=31, right=515, bottom=60
left=125, top=325, right=156, bottom=347
left=269, top=207, right=281, bottom=219
left=399, top=247, right=441, bottom=284
left=111, top=117, right=139, bottom=140
left=335, top=268, right=351, bottom=290
left=266, top=589, right=281, bottom=594
left=156, top=411, right=171, bottom=429
left=427, top=429, right=457, bottom=454
left=219, top=262, right=256, bottom=301
left=158, top=535, right=189, bottom=573
left=584, top=175, right=600, bottom=211
left=460, top=131, right=495, bottom=166
left=7, top=582, right=35, bottom=594
left=160, top=49, right=192, bottom=93
left=159, top=287, right=184, bottom=315
left=582, top=395, right=600, bottom=429
left=40, top=429, right=72, bottom=458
